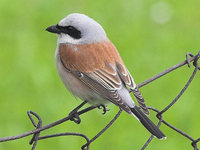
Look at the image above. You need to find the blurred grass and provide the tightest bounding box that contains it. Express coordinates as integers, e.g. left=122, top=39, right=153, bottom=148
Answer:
left=0, top=0, right=200, bottom=150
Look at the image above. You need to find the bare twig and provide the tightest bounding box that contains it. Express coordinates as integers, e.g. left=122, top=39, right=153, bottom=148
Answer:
left=38, top=133, right=90, bottom=150
left=81, top=108, right=122, bottom=150
left=0, top=51, right=199, bottom=150
left=137, top=51, right=200, bottom=88
left=0, top=104, right=97, bottom=142
left=141, top=51, right=200, bottom=150
left=158, top=57, right=199, bottom=115
left=141, top=107, right=163, bottom=150
left=27, top=111, right=42, bottom=150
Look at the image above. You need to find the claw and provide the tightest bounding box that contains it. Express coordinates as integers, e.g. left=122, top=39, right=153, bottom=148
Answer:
left=69, top=110, right=81, bottom=124
left=98, top=105, right=110, bottom=115
left=68, top=101, right=87, bottom=124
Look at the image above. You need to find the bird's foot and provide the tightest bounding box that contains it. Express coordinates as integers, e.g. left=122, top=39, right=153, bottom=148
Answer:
left=98, top=104, right=110, bottom=115
left=68, top=101, right=87, bottom=124
left=68, top=110, right=81, bottom=124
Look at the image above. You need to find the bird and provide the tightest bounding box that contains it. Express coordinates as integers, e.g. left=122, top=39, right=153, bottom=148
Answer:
left=46, top=13, right=166, bottom=139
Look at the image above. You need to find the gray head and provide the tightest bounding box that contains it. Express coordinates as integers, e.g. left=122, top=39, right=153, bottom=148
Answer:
left=46, top=13, right=108, bottom=44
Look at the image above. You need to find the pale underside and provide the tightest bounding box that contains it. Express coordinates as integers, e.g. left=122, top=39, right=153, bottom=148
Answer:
left=55, top=40, right=149, bottom=114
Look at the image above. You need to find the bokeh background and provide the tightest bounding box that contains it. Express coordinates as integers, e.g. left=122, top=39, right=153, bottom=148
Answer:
left=0, top=0, right=200, bottom=150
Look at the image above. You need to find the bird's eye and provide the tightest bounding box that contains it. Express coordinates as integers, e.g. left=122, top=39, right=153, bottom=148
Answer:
left=57, top=25, right=81, bottom=39
left=67, top=26, right=74, bottom=31
left=65, top=26, right=81, bottom=39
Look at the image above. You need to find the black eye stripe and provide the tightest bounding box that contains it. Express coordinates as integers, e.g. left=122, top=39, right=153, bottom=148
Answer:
left=67, top=26, right=74, bottom=30
left=57, top=25, right=81, bottom=39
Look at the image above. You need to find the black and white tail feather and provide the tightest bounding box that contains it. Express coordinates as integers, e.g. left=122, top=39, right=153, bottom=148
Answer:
left=130, top=105, right=166, bottom=139
left=131, top=87, right=150, bottom=115
left=72, top=70, right=166, bottom=140
left=52, top=13, right=166, bottom=141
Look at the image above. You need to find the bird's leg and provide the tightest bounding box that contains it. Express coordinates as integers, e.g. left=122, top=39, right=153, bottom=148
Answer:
left=69, top=101, right=87, bottom=124
left=98, top=104, right=110, bottom=115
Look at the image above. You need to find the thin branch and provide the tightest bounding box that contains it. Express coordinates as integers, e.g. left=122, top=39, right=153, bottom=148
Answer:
left=38, top=133, right=90, bottom=150
left=137, top=51, right=200, bottom=88
left=141, top=107, right=163, bottom=150
left=158, top=60, right=199, bottom=115
left=141, top=51, right=200, bottom=150
left=38, top=133, right=89, bottom=142
left=0, top=105, right=97, bottom=142
left=0, top=51, right=199, bottom=150
left=81, top=108, right=122, bottom=150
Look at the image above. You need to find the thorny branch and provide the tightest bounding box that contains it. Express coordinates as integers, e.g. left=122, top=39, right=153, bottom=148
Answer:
left=0, top=51, right=199, bottom=150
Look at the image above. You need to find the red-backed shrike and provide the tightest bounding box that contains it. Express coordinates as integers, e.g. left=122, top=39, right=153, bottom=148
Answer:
left=46, top=13, right=166, bottom=139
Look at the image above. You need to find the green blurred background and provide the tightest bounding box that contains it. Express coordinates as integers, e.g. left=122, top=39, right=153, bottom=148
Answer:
left=0, top=0, right=200, bottom=149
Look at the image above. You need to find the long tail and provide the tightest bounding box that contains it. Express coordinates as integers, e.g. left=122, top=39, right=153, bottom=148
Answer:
left=130, top=106, right=166, bottom=139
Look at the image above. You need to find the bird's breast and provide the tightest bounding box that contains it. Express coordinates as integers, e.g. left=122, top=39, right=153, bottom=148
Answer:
left=55, top=52, right=109, bottom=105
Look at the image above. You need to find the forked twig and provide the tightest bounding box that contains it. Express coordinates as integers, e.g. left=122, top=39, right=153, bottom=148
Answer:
left=81, top=109, right=122, bottom=150
left=0, top=51, right=199, bottom=150
left=141, top=51, right=200, bottom=150
left=0, top=105, right=97, bottom=142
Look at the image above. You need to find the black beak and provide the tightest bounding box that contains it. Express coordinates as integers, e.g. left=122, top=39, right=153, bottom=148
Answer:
left=46, top=25, right=61, bottom=34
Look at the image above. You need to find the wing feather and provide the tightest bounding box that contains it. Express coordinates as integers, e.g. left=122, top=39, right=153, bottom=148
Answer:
left=72, top=70, right=132, bottom=114
left=58, top=41, right=148, bottom=114
left=116, top=62, right=149, bottom=115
